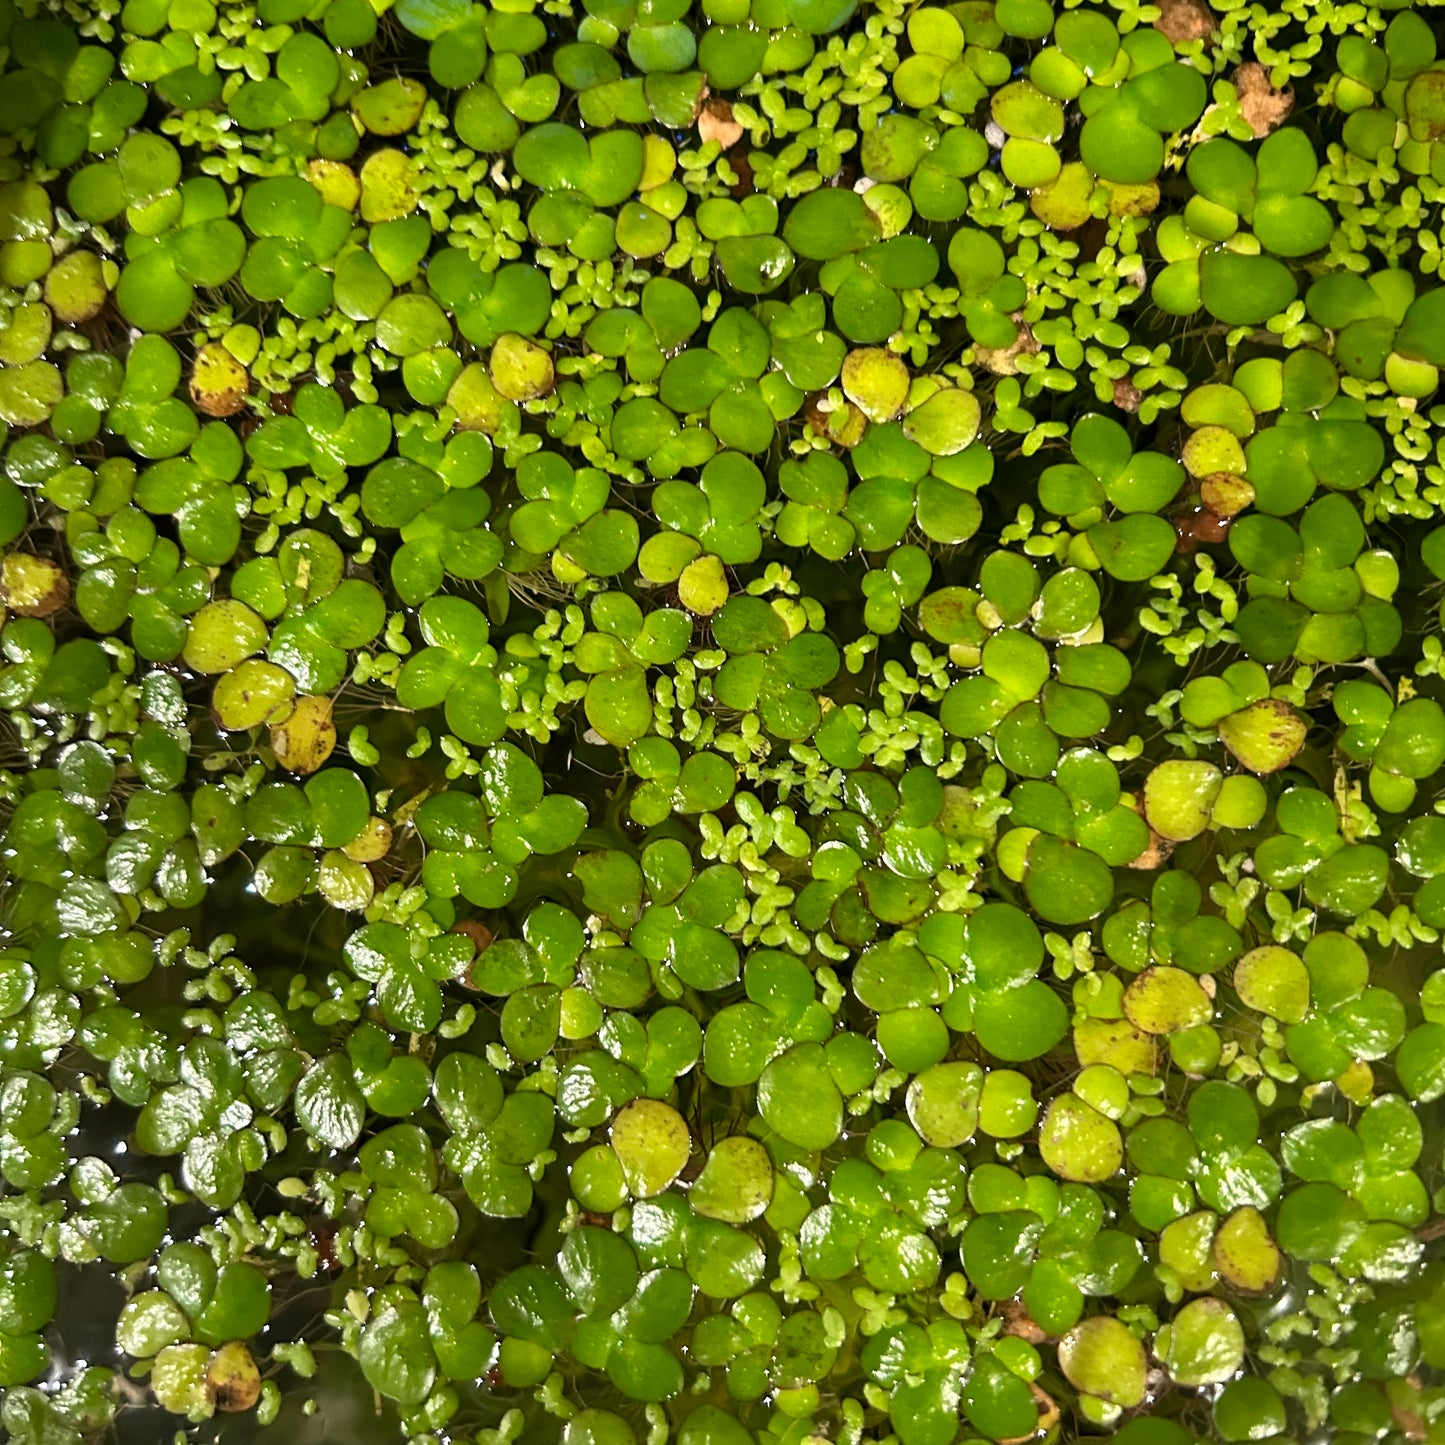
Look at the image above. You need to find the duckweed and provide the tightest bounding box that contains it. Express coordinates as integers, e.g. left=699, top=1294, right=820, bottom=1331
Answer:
left=3, top=0, right=1445, bottom=1443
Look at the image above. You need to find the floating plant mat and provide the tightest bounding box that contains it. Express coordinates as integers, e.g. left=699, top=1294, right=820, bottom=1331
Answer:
left=5, top=0, right=1445, bottom=1443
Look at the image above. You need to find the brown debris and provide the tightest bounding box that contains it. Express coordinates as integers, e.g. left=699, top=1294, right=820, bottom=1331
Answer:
left=1154, top=0, right=1216, bottom=44
left=973, top=321, right=1041, bottom=377
left=1391, top=1395, right=1427, bottom=1444
left=309, top=1217, right=340, bottom=1272
left=999, top=1298, right=1048, bottom=1344
left=1234, top=62, right=1294, bottom=138
left=1128, top=826, right=1175, bottom=871
left=454, top=918, right=497, bottom=963
left=1000, top=1385, right=1060, bottom=1445
left=802, top=391, right=867, bottom=447
left=1121, top=793, right=1174, bottom=870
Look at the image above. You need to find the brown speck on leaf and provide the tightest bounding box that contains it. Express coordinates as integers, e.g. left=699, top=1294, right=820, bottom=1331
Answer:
left=1265, top=702, right=1305, bottom=743
left=1154, top=0, right=1216, bottom=44
left=343, top=815, right=393, bottom=863
left=210, top=1375, right=259, bottom=1413
left=1031, top=1385, right=1060, bottom=1436
left=1234, top=62, right=1294, bottom=137
left=1200, top=471, right=1256, bottom=518
left=1220, top=696, right=1309, bottom=775
left=189, top=377, right=247, bottom=418
left=1112, top=378, right=1144, bottom=413
left=699, top=99, right=744, bottom=150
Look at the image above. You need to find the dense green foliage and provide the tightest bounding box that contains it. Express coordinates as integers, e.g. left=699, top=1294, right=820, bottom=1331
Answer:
left=3, top=0, right=1445, bottom=1441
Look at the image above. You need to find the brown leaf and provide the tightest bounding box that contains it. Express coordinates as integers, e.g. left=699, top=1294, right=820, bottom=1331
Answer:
left=343, top=815, right=394, bottom=863
left=269, top=694, right=337, bottom=775
left=1154, top=0, right=1216, bottom=43
left=0, top=554, right=69, bottom=618
left=698, top=100, right=744, bottom=150
left=206, top=1343, right=261, bottom=1413
left=728, top=151, right=755, bottom=198
left=1234, top=62, right=1294, bottom=137
left=1182, top=506, right=1231, bottom=544
left=189, top=342, right=249, bottom=418
left=1112, top=378, right=1144, bottom=413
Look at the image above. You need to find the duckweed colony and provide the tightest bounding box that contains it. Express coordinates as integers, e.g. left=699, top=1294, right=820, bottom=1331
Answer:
left=10, top=0, right=1445, bottom=1439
